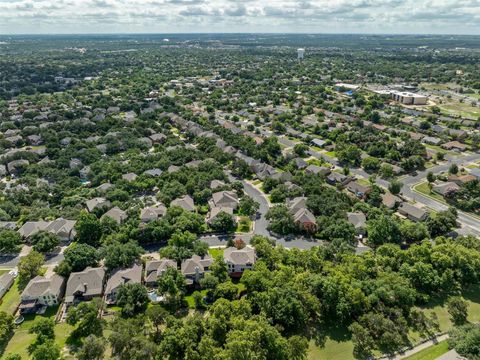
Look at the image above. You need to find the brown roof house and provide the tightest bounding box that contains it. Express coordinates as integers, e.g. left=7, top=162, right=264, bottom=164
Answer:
left=86, top=197, right=111, bottom=212
left=144, top=259, right=177, bottom=287
left=181, top=255, right=213, bottom=285
left=140, top=205, right=167, bottom=223
left=65, top=267, right=106, bottom=305
left=101, top=206, right=128, bottom=224
left=346, top=181, right=372, bottom=199
left=209, top=191, right=239, bottom=210
left=287, top=197, right=316, bottom=232
left=224, top=246, right=256, bottom=277
left=105, top=263, right=143, bottom=304
left=432, top=182, right=460, bottom=197
left=171, top=195, right=195, bottom=212
left=20, top=274, right=65, bottom=314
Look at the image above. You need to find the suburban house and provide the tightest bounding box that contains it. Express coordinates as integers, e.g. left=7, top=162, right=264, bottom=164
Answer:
left=293, top=158, right=308, bottom=169
left=448, top=174, right=476, bottom=185
left=105, top=263, right=143, bottom=304
left=18, top=218, right=76, bottom=241
left=442, top=141, right=467, bottom=152
left=140, top=205, right=167, bottom=222
left=287, top=197, right=317, bottom=231
left=422, top=136, right=442, bottom=146
left=86, top=197, right=111, bottom=212
left=326, top=172, right=353, bottom=186
left=305, top=164, right=331, bottom=176
left=44, top=218, right=77, bottom=242
left=209, top=191, right=239, bottom=210
left=347, top=212, right=367, bottom=236
left=171, top=195, right=195, bottom=212
left=210, top=180, right=226, bottom=190
left=346, top=181, right=372, bottom=199
left=224, top=246, right=256, bottom=277
left=18, top=220, right=50, bottom=238
left=181, top=255, right=213, bottom=285
left=398, top=203, right=428, bottom=222
left=207, top=206, right=233, bottom=224
left=65, top=267, right=106, bottom=306
left=311, top=138, right=327, bottom=148
left=381, top=193, right=401, bottom=209
left=0, top=272, right=15, bottom=299
left=145, top=259, right=177, bottom=287
left=122, top=172, right=138, bottom=182
left=19, top=274, right=65, bottom=314
left=432, top=182, right=460, bottom=197
left=101, top=206, right=128, bottom=224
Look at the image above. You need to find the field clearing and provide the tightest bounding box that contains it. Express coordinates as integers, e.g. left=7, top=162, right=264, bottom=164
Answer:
left=403, top=341, right=449, bottom=360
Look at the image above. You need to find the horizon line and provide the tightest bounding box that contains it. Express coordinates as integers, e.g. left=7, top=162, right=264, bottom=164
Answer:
left=1, top=32, right=480, bottom=37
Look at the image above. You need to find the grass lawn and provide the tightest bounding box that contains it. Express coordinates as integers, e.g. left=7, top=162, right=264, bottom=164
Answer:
left=1, top=306, right=75, bottom=359
left=208, top=247, right=224, bottom=259
left=306, top=158, right=323, bottom=166
left=413, top=182, right=445, bottom=203
left=0, top=278, right=22, bottom=315
left=418, top=284, right=480, bottom=332
left=325, top=151, right=336, bottom=158
left=185, top=290, right=208, bottom=309
left=308, top=326, right=354, bottom=360
left=403, top=341, right=449, bottom=360
left=236, top=217, right=252, bottom=233
left=356, top=178, right=371, bottom=186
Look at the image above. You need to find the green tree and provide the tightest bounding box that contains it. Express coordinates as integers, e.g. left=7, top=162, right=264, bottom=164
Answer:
left=238, top=196, right=259, bottom=217
left=447, top=296, right=469, bottom=325
left=388, top=180, right=402, bottom=195
left=209, top=211, right=237, bottom=233
left=101, top=241, right=143, bottom=269
left=0, top=311, right=14, bottom=343
left=30, top=231, right=59, bottom=253
left=77, top=335, right=106, bottom=360
left=67, top=298, right=104, bottom=338
left=55, top=243, right=99, bottom=277
left=75, top=212, right=103, bottom=246
left=0, top=230, right=22, bottom=254
left=116, top=283, right=150, bottom=317
left=448, top=323, right=480, bottom=360
left=31, top=340, right=60, bottom=360
left=449, top=163, right=459, bottom=175
left=157, top=267, right=186, bottom=309
left=18, top=250, right=44, bottom=288
left=29, top=318, right=55, bottom=349
left=367, top=215, right=401, bottom=247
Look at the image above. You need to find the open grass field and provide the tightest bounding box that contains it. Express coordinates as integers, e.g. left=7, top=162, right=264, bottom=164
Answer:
left=403, top=341, right=449, bottom=360
left=1, top=306, right=75, bottom=360
left=0, top=278, right=21, bottom=315
left=308, top=326, right=354, bottom=360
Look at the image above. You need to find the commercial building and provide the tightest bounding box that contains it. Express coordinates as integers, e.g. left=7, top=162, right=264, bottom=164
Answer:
left=390, top=91, right=427, bottom=105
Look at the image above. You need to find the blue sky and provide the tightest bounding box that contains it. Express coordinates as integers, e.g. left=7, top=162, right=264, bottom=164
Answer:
left=0, top=0, right=479, bottom=35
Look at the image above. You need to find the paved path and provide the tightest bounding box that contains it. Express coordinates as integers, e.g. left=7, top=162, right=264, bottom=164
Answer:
left=389, top=334, right=449, bottom=360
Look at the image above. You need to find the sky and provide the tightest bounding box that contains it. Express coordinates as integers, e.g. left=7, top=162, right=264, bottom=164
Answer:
left=0, top=0, right=479, bottom=35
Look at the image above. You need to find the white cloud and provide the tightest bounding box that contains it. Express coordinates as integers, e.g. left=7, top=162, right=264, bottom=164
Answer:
left=0, top=0, right=478, bottom=34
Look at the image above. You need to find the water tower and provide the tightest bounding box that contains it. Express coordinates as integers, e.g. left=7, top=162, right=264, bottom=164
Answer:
left=297, top=48, right=305, bottom=59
